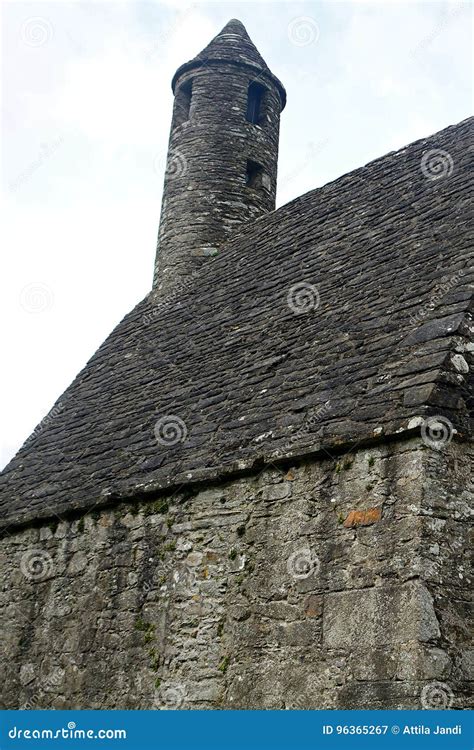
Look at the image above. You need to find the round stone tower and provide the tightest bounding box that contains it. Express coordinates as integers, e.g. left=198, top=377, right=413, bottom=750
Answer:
left=153, top=19, right=286, bottom=296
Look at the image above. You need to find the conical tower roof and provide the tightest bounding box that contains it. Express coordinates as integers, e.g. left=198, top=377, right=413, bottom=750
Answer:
left=172, top=19, right=286, bottom=108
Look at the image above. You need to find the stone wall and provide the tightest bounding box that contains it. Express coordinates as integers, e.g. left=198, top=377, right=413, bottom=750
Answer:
left=0, top=436, right=471, bottom=710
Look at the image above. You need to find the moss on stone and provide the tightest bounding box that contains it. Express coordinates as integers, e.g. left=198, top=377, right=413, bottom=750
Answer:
left=143, top=499, right=169, bottom=517
left=135, top=618, right=155, bottom=645
left=218, top=655, right=230, bottom=674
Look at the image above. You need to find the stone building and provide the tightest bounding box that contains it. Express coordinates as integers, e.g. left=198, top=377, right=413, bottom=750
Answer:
left=0, top=20, right=472, bottom=710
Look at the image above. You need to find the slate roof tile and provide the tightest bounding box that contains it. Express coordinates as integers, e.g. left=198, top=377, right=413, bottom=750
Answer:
left=0, top=117, right=472, bottom=530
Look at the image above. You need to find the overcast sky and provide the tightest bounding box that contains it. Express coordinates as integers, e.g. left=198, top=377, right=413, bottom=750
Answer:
left=1, top=0, right=472, bottom=469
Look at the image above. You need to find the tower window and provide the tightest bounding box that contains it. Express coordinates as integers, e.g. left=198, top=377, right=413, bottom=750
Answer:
left=246, top=82, right=266, bottom=125
left=246, top=159, right=263, bottom=188
left=174, top=79, right=192, bottom=128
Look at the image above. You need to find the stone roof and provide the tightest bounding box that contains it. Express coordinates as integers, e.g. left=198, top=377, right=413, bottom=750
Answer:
left=172, top=19, right=286, bottom=108
left=1, top=117, right=472, bottom=530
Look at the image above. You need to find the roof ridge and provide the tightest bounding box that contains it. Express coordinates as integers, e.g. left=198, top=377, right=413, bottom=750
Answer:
left=276, top=115, right=474, bottom=214
left=175, top=115, right=473, bottom=272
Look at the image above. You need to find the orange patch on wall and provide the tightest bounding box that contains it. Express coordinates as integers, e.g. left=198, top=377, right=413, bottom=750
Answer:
left=343, top=507, right=381, bottom=528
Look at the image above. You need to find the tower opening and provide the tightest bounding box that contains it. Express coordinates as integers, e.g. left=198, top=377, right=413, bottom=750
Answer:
left=246, top=159, right=263, bottom=188
left=174, top=79, right=193, bottom=128
left=246, top=82, right=266, bottom=125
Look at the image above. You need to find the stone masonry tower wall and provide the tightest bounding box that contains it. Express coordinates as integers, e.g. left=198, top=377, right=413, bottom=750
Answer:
left=153, top=20, right=286, bottom=296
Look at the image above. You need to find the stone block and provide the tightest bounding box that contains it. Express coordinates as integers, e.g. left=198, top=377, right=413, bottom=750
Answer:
left=323, top=581, right=440, bottom=649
